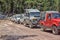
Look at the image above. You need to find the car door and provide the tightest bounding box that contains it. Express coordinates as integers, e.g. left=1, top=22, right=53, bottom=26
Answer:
left=26, top=13, right=30, bottom=24
left=24, top=13, right=29, bottom=24
left=46, top=13, right=52, bottom=27
left=20, top=15, right=24, bottom=23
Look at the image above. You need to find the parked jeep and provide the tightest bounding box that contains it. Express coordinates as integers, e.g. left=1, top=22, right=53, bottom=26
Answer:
left=10, top=14, right=21, bottom=24
left=39, top=11, right=60, bottom=35
left=20, top=14, right=26, bottom=24
left=23, top=9, right=40, bottom=28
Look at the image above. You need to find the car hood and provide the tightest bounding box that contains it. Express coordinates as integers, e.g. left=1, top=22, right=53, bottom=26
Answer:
left=52, top=19, right=60, bottom=22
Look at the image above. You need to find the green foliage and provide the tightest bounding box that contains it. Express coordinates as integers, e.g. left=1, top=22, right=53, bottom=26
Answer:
left=0, top=0, right=60, bottom=15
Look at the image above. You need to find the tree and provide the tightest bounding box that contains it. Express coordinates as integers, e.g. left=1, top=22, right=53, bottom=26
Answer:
left=0, top=0, right=60, bottom=15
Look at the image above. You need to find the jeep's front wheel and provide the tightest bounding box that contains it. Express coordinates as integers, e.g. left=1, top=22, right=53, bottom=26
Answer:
left=42, top=26, right=46, bottom=31
left=52, top=26, right=59, bottom=35
left=29, top=24, right=33, bottom=28
left=41, top=24, right=46, bottom=31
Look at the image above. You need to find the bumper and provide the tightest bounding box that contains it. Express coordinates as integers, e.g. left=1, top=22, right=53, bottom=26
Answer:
left=32, top=23, right=40, bottom=27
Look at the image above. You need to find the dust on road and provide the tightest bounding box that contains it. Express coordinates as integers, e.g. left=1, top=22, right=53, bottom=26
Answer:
left=0, top=20, right=60, bottom=40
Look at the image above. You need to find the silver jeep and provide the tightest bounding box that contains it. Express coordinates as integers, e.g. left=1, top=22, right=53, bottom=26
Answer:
left=23, top=9, right=40, bottom=28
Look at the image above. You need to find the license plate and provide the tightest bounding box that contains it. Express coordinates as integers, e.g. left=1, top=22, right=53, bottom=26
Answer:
left=37, top=25, right=40, bottom=27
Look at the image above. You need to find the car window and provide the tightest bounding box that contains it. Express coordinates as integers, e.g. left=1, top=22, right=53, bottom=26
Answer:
left=48, top=14, right=51, bottom=19
left=30, top=12, right=40, bottom=17
left=52, top=13, right=60, bottom=18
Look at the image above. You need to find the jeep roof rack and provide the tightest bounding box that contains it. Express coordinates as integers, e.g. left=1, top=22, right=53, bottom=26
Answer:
left=45, top=11, right=59, bottom=13
left=25, top=9, right=40, bottom=13
left=41, top=11, right=59, bottom=14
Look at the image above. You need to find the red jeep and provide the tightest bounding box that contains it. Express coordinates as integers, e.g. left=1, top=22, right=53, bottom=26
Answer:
left=39, top=11, right=60, bottom=35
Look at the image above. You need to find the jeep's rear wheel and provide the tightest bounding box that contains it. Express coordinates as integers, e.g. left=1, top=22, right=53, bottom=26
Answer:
left=52, top=26, right=59, bottom=35
left=23, top=21, right=27, bottom=26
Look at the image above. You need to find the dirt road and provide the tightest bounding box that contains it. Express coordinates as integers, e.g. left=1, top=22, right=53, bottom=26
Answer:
left=0, top=20, right=60, bottom=40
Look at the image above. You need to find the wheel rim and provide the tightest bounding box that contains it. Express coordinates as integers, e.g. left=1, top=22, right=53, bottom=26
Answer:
left=41, top=25, right=46, bottom=31
left=29, top=24, right=33, bottom=28
left=23, top=21, right=26, bottom=25
left=29, top=25, right=32, bottom=28
left=52, top=26, right=58, bottom=34
left=24, top=23, right=26, bottom=26
left=53, top=28, right=56, bottom=34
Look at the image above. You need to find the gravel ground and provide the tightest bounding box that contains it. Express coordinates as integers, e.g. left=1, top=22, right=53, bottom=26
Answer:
left=0, top=20, right=60, bottom=40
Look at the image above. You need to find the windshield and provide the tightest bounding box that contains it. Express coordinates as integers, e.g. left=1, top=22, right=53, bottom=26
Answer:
left=30, top=12, right=40, bottom=17
left=16, top=16, right=20, bottom=18
left=52, top=13, right=60, bottom=18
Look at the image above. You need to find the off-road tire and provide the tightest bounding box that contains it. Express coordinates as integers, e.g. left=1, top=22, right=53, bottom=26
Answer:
left=29, top=21, right=33, bottom=28
left=23, top=21, right=27, bottom=27
left=52, top=26, right=59, bottom=35
left=29, top=24, right=33, bottom=28
left=41, top=24, right=46, bottom=31
left=17, top=21, right=20, bottom=24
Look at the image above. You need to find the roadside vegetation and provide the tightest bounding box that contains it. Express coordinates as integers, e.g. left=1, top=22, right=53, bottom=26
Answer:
left=0, top=0, right=60, bottom=15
